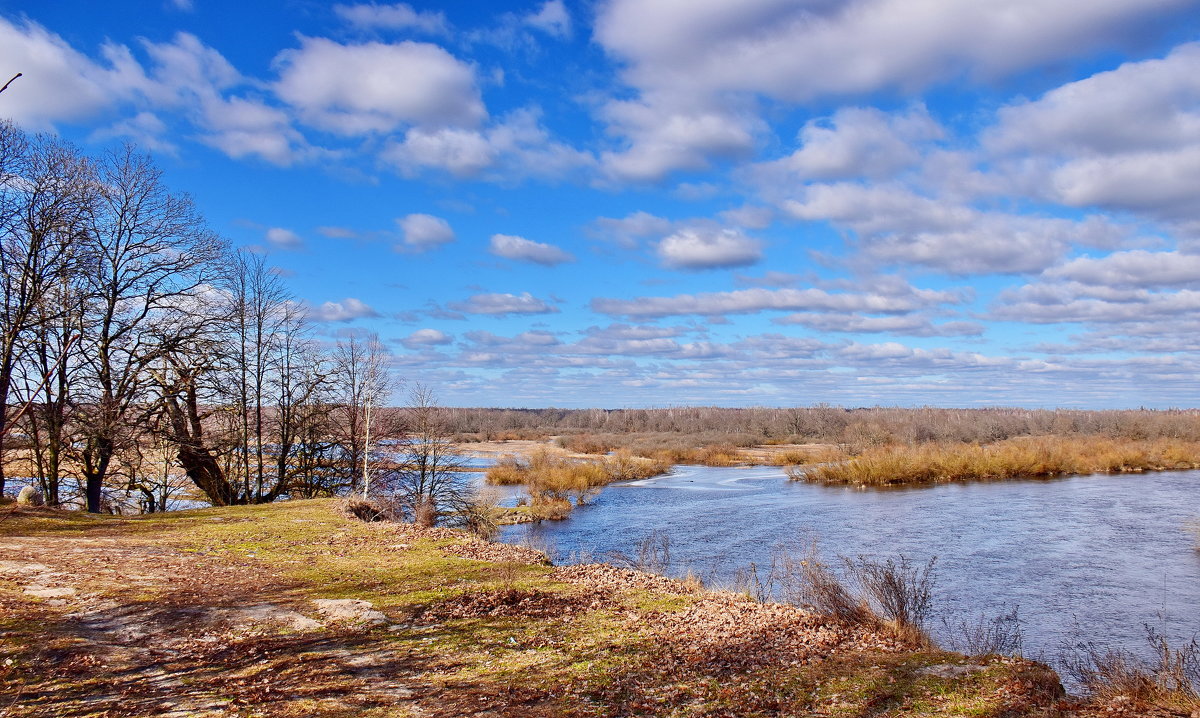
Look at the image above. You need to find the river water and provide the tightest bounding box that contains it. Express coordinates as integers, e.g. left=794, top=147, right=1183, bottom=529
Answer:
left=498, top=465, right=1200, bottom=670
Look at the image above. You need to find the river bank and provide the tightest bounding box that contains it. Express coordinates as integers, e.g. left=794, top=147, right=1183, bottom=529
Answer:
left=0, top=497, right=1142, bottom=717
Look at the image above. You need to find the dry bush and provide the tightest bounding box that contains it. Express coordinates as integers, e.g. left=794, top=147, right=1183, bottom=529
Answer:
left=485, top=454, right=528, bottom=485
left=604, top=449, right=671, bottom=480
left=341, top=497, right=392, bottom=522
left=1062, top=628, right=1200, bottom=708
left=529, top=495, right=572, bottom=520
left=557, top=434, right=616, bottom=454
left=941, top=606, right=1024, bottom=656
left=608, top=530, right=672, bottom=575
left=844, top=554, right=937, bottom=642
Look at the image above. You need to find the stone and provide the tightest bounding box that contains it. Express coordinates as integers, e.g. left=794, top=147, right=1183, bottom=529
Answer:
left=16, top=486, right=43, bottom=507
left=312, top=598, right=389, bottom=625
left=917, top=663, right=986, bottom=679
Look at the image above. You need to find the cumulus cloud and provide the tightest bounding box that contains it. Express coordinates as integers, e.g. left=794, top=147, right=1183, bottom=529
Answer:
left=657, top=226, right=763, bottom=270
left=333, top=3, right=449, bottom=34
left=489, top=234, right=574, bottom=266
left=598, top=95, right=762, bottom=182
left=383, top=108, right=593, bottom=179
left=309, top=297, right=381, bottom=322
left=524, top=0, right=572, bottom=38
left=274, top=37, right=484, bottom=134
left=987, top=43, right=1200, bottom=222
left=590, top=211, right=673, bottom=248
left=447, top=292, right=559, bottom=316
left=595, top=0, right=1189, bottom=102
left=592, top=285, right=964, bottom=319
left=1045, top=250, right=1200, bottom=288
left=764, top=105, right=942, bottom=182
left=783, top=183, right=1126, bottom=275
left=774, top=312, right=983, bottom=337
left=400, top=328, right=454, bottom=349
left=0, top=17, right=138, bottom=128
left=397, top=213, right=455, bottom=249
left=265, top=227, right=304, bottom=250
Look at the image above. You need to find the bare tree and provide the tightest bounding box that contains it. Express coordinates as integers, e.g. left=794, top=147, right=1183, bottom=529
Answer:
left=382, top=385, right=475, bottom=528
left=73, top=146, right=225, bottom=512
left=0, top=126, right=94, bottom=495
left=331, top=333, right=396, bottom=496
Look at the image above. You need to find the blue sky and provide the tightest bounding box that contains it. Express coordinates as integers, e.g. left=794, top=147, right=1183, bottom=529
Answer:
left=3, top=0, right=1200, bottom=408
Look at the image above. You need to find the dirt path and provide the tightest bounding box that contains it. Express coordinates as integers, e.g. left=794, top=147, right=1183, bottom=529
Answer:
left=0, top=529, right=427, bottom=717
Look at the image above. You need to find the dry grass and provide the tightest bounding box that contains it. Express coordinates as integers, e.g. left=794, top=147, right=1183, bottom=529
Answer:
left=793, top=436, right=1200, bottom=486
left=485, top=448, right=669, bottom=520
left=1061, top=628, right=1200, bottom=713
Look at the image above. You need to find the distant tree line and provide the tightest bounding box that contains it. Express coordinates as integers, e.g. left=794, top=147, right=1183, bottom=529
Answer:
left=443, top=405, right=1200, bottom=449
left=0, top=121, right=399, bottom=512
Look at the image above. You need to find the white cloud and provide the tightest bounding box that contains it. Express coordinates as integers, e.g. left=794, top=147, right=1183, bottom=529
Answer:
left=265, top=227, right=304, bottom=250
left=598, top=94, right=761, bottom=181
left=988, top=43, right=1200, bottom=156
left=657, top=226, right=762, bottom=269
left=400, top=328, right=453, bottom=349
left=89, top=111, right=177, bottom=155
left=333, top=3, right=449, bottom=34
left=524, top=1, right=572, bottom=38
left=1046, top=250, right=1200, bottom=288
left=383, top=108, right=593, bottom=179
left=591, top=0, right=1190, bottom=181
left=310, top=297, right=381, bottom=322
left=592, top=285, right=964, bottom=319
left=763, top=105, right=943, bottom=182
left=595, top=0, right=1190, bottom=102
left=591, top=211, right=673, bottom=248
left=0, top=17, right=136, bottom=128
left=783, top=183, right=1126, bottom=275
left=448, top=292, right=559, bottom=316
left=397, top=213, right=455, bottom=249
left=274, top=37, right=484, bottom=134
left=489, top=234, right=574, bottom=266
left=774, top=312, right=983, bottom=337
left=987, top=43, right=1200, bottom=222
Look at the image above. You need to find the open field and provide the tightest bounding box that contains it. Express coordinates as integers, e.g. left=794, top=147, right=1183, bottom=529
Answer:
left=3, top=498, right=1159, bottom=717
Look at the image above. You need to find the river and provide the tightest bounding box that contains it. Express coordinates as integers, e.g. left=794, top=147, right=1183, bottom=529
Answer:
left=498, top=465, right=1200, bottom=673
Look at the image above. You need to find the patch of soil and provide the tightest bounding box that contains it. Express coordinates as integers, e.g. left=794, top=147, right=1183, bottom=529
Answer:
left=440, top=541, right=550, bottom=565
left=549, top=563, right=698, bottom=595
left=417, top=587, right=609, bottom=622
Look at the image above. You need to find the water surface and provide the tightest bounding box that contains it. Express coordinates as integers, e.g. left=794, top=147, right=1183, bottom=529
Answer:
left=500, top=466, right=1200, bottom=670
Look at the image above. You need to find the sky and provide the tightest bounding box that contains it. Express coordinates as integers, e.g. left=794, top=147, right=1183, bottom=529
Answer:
left=2, top=0, right=1200, bottom=409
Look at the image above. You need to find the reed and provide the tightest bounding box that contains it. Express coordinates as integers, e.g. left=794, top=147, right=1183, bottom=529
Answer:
left=485, top=447, right=670, bottom=518
left=793, top=437, right=1200, bottom=486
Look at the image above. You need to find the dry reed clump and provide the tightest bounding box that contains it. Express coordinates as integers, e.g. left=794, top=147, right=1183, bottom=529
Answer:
left=794, top=436, right=1200, bottom=486
left=485, top=448, right=669, bottom=520
left=1062, top=628, right=1200, bottom=712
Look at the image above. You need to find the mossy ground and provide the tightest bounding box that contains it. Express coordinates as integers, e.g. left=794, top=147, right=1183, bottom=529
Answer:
left=0, top=499, right=1100, bottom=717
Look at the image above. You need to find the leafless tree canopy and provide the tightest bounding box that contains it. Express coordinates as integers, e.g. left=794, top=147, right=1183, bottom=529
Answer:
left=0, top=122, right=402, bottom=512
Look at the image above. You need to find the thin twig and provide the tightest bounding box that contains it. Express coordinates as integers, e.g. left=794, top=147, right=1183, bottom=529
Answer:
left=0, top=73, right=21, bottom=95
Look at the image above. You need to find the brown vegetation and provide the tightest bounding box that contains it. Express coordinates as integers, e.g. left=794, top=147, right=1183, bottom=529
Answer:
left=792, top=436, right=1200, bottom=486
left=485, top=447, right=669, bottom=519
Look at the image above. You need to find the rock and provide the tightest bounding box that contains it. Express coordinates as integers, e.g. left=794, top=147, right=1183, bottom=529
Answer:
left=16, top=486, right=43, bottom=507
left=229, top=604, right=324, bottom=631
left=312, top=598, right=389, bottom=625
left=917, top=663, right=987, bottom=679
left=24, top=586, right=76, bottom=598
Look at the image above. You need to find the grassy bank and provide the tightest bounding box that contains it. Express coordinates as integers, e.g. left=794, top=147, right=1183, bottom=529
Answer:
left=0, top=499, right=1112, bottom=717
left=793, top=436, right=1200, bottom=486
